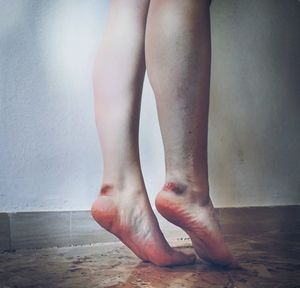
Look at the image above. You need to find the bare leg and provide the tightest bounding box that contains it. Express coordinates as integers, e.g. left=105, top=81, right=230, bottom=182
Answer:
left=145, top=0, right=238, bottom=267
left=91, top=0, right=195, bottom=266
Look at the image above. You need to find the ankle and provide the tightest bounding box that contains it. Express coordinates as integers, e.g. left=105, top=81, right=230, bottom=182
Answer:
left=99, top=175, right=146, bottom=197
left=99, top=182, right=145, bottom=196
left=166, top=169, right=209, bottom=189
left=161, top=179, right=210, bottom=206
left=101, top=169, right=145, bottom=193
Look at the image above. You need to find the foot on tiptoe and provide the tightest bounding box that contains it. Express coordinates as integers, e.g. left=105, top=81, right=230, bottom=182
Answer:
left=155, top=181, right=239, bottom=268
left=91, top=184, right=196, bottom=266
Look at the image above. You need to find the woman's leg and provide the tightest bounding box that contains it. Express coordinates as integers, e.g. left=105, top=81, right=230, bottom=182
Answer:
left=145, top=0, right=237, bottom=267
left=91, top=0, right=194, bottom=266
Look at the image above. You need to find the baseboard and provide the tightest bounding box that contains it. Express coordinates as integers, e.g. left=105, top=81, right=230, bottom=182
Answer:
left=1, top=205, right=299, bottom=252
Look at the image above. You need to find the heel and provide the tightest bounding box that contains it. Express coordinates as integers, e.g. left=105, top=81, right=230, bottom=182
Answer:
left=155, top=191, right=183, bottom=227
left=91, top=196, right=117, bottom=231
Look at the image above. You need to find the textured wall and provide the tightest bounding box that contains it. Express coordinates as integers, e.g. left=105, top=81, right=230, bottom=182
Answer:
left=209, top=0, right=300, bottom=206
left=0, top=0, right=299, bottom=212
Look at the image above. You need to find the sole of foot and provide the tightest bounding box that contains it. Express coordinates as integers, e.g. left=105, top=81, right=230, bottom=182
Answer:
left=155, top=182, right=240, bottom=269
left=91, top=185, right=196, bottom=267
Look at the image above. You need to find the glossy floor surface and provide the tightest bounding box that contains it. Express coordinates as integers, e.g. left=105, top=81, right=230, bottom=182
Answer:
left=1, top=206, right=299, bottom=288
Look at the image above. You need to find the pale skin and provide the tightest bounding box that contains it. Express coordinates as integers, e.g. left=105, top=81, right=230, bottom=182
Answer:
left=92, top=0, right=238, bottom=267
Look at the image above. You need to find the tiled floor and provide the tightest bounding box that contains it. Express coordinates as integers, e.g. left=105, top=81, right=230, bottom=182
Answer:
left=0, top=206, right=299, bottom=288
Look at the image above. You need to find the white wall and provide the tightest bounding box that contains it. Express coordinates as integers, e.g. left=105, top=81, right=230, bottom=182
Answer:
left=0, top=0, right=299, bottom=212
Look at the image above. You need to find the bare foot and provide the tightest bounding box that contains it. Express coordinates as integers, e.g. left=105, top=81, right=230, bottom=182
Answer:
left=91, top=184, right=196, bottom=266
left=155, top=182, right=239, bottom=268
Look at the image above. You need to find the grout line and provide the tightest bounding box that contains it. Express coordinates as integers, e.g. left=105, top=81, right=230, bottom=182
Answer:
left=69, top=211, right=72, bottom=242
left=8, top=213, right=13, bottom=251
